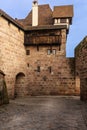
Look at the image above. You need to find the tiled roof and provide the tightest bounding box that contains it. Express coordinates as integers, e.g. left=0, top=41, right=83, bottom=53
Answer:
left=53, top=5, right=73, bottom=18
left=0, top=4, right=73, bottom=30
left=18, top=4, right=53, bottom=26
left=24, top=25, right=67, bottom=31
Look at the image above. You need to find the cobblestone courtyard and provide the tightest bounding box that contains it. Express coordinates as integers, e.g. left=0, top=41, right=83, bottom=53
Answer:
left=0, top=96, right=87, bottom=130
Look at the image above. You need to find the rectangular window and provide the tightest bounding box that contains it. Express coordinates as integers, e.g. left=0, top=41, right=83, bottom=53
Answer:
left=37, top=46, right=39, bottom=51
left=47, top=49, right=51, bottom=55
left=59, top=45, right=61, bottom=51
left=47, top=49, right=56, bottom=55
left=52, top=49, right=56, bottom=55
left=48, top=66, right=52, bottom=73
left=37, top=66, right=40, bottom=72
left=26, top=50, right=30, bottom=55
left=54, top=19, right=58, bottom=24
left=60, top=18, right=66, bottom=23
left=27, top=63, right=29, bottom=67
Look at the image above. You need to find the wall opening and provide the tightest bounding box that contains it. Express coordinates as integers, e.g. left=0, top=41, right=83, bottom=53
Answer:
left=15, top=72, right=25, bottom=98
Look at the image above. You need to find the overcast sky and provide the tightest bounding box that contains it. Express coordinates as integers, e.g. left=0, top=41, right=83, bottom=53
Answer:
left=0, top=0, right=87, bottom=57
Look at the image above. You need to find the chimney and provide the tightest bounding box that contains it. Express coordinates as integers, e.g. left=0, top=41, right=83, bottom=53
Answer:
left=32, top=0, right=38, bottom=26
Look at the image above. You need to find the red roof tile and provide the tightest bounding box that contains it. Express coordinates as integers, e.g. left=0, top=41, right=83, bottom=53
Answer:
left=18, top=4, right=53, bottom=26
left=53, top=5, right=73, bottom=18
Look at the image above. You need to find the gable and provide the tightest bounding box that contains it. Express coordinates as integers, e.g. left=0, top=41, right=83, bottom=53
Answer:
left=53, top=5, right=73, bottom=18
left=18, top=4, right=53, bottom=26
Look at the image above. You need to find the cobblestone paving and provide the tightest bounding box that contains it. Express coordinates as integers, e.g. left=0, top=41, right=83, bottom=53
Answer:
left=0, top=96, right=87, bottom=130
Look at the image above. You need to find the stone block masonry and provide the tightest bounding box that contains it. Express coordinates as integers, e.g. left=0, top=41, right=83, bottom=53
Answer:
left=26, top=45, right=76, bottom=96
left=0, top=4, right=79, bottom=98
left=0, top=71, right=9, bottom=105
left=25, top=28, right=76, bottom=96
left=0, top=16, right=28, bottom=98
left=75, top=36, right=87, bottom=101
left=1, top=3, right=87, bottom=100
left=0, top=16, right=77, bottom=97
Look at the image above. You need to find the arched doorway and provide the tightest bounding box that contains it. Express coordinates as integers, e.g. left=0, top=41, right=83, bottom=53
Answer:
left=15, top=72, right=25, bottom=97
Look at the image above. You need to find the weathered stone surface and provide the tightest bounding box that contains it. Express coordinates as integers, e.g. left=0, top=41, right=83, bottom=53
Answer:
left=75, top=36, right=87, bottom=101
left=0, top=15, right=77, bottom=98
left=0, top=17, right=28, bottom=98
left=26, top=44, right=75, bottom=95
left=0, top=96, right=87, bottom=130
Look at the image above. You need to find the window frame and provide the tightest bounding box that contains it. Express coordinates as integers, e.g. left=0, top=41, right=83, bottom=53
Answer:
left=52, top=49, right=56, bottom=55
left=47, top=49, right=51, bottom=55
left=26, top=50, right=30, bottom=55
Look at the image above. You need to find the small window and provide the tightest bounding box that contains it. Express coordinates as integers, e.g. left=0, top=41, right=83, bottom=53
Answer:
left=8, top=21, right=10, bottom=26
left=52, top=49, right=56, bottom=55
left=37, top=66, right=40, bottom=72
left=48, top=66, right=52, bottom=73
left=37, top=46, right=39, bottom=51
left=27, top=63, right=29, bottom=67
left=54, top=19, right=58, bottom=24
left=26, top=50, right=30, bottom=55
left=60, top=18, right=66, bottom=23
left=47, top=49, right=51, bottom=55
left=47, top=49, right=56, bottom=55
left=59, top=45, right=61, bottom=51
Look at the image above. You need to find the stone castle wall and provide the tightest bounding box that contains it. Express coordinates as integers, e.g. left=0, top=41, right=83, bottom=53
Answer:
left=0, top=16, right=76, bottom=97
left=75, top=36, right=87, bottom=100
left=26, top=45, right=75, bottom=95
left=0, top=16, right=28, bottom=98
left=25, top=29, right=76, bottom=95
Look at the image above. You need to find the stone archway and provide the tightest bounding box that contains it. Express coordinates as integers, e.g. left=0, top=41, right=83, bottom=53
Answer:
left=15, top=72, right=26, bottom=97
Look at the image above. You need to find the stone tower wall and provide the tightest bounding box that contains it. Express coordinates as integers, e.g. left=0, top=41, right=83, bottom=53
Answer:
left=26, top=46, right=75, bottom=95
left=75, top=36, right=87, bottom=100
left=0, top=16, right=27, bottom=98
left=0, top=16, right=76, bottom=97
left=25, top=29, right=76, bottom=95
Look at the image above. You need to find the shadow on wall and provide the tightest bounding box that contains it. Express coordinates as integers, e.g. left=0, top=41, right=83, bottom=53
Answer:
left=80, top=78, right=87, bottom=101
left=75, top=73, right=80, bottom=96
left=0, top=70, right=9, bottom=105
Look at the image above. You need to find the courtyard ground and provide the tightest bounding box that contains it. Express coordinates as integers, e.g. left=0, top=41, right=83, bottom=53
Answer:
left=0, top=96, right=87, bottom=130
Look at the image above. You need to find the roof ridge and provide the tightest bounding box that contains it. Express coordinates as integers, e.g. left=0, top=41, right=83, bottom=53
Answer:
left=0, top=9, right=24, bottom=30
left=38, top=4, right=50, bottom=6
left=54, top=4, right=73, bottom=7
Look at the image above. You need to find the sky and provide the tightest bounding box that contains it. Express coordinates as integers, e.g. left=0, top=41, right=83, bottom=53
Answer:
left=0, top=0, right=87, bottom=57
